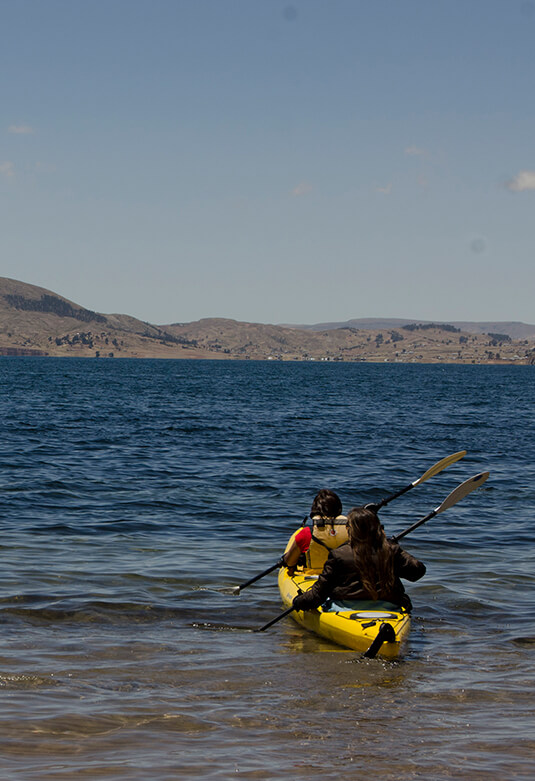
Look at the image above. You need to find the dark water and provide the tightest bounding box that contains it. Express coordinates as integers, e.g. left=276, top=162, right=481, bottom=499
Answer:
left=0, top=358, right=534, bottom=780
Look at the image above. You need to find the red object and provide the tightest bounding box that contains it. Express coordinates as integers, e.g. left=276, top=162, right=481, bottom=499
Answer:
left=294, top=526, right=312, bottom=552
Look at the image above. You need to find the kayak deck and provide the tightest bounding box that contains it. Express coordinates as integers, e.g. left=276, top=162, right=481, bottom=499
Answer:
left=278, top=566, right=411, bottom=657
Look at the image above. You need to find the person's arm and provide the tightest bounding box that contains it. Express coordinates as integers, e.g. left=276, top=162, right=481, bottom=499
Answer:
left=283, top=527, right=312, bottom=571
left=292, top=551, right=339, bottom=611
left=393, top=544, right=426, bottom=582
left=283, top=539, right=302, bottom=569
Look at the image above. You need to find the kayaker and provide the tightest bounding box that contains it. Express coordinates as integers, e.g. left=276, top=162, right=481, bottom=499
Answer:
left=283, top=489, right=345, bottom=574
left=291, top=506, right=426, bottom=612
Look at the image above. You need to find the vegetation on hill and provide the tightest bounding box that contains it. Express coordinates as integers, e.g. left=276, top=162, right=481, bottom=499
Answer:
left=402, top=323, right=461, bottom=333
left=4, top=293, right=107, bottom=324
left=487, top=333, right=512, bottom=344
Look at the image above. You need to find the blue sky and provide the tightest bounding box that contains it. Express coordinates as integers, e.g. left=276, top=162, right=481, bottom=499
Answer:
left=1, top=0, right=534, bottom=325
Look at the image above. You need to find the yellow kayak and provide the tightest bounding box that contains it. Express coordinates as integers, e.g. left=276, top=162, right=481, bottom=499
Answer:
left=278, top=533, right=411, bottom=658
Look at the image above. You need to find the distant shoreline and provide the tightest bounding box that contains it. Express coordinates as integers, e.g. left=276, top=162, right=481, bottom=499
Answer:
left=1, top=352, right=533, bottom=367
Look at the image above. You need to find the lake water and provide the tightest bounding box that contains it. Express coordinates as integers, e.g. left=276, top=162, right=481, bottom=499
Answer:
left=0, top=358, right=534, bottom=780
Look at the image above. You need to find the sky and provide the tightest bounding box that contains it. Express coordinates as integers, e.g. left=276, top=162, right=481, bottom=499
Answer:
left=1, top=0, right=534, bottom=326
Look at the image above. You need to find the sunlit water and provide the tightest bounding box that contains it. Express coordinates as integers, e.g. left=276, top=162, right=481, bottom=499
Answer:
left=0, top=358, right=534, bottom=779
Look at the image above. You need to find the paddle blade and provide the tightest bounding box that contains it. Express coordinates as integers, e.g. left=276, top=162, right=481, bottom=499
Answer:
left=377, top=450, right=468, bottom=508
left=391, top=471, right=489, bottom=542
left=434, top=471, right=489, bottom=515
left=412, top=450, right=467, bottom=487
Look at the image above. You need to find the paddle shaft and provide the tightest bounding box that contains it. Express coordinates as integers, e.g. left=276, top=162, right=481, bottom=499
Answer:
left=256, top=606, right=295, bottom=632
left=391, top=471, right=489, bottom=543
left=375, top=482, right=412, bottom=508
left=375, top=450, right=466, bottom=510
left=390, top=510, right=436, bottom=542
left=234, top=559, right=283, bottom=593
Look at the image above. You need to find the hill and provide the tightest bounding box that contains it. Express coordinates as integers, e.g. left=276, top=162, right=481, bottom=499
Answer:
left=161, top=318, right=535, bottom=364
left=1, top=277, right=534, bottom=364
left=0, top=277, right=199, bottom=359
left=285, top=317, right=535, bottom=341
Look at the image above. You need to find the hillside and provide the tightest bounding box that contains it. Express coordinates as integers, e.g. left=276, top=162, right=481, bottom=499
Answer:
left=161, top=318, right=535, bottom=364
left=0, top=277, right=198, bottom=359
left=286, top=317, right=535, bottom=341
left=1, top=277, right=534, bottom=364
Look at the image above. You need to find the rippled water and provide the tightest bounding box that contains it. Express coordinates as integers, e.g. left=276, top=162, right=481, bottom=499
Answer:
left=0, top=358, right=534, bottom=779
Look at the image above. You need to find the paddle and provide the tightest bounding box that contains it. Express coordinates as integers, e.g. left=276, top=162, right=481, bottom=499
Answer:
left=373, top=450, right=466, bottom=510
left=390, top=471, right=489, bottom=543
left=255, top=605, right=295, bottom=632
left=256, top=470, right=489, bottom=634
left=231, top=558, right=284, bottom=596
left=235, top=452, right=466, bottom=595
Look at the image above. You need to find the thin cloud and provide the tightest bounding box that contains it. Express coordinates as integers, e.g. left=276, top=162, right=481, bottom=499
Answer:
left=405, top=145, right=427, bottom=157
left=506, top=170, right=535, bottom=192
left=8, top=124, right=34, bottom=135
left=0, top=162, right=15, bottom=177
left=35, top=161, right=56, bottom=174
left=376, top=183, right=392, bottom=194
left=292, top=182, right=313, bottom=197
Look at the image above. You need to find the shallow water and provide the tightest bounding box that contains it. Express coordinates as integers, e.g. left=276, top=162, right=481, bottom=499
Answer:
left=0, top=359, right=534, bottom=779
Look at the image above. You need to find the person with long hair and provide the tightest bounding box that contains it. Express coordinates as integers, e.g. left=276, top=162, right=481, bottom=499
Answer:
left=292, top=506, right=426, bottom=612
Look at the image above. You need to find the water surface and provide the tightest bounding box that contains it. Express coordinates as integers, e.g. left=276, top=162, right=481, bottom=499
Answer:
left=0, top=359, right=534, bottom=779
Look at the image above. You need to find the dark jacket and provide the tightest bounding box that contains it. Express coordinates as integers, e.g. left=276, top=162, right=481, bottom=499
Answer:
left=292, top=541, right=426, bottom=612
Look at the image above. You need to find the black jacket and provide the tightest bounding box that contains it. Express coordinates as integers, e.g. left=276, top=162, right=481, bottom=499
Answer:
left=292, top=541, right=426, bottom=612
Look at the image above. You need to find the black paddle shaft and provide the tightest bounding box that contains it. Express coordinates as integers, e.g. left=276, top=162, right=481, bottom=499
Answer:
left=375, top=483, right=412, bottom=509
left=390, top=510, right=435, bottom=543
left=236, top=558, right=284, bottom=593
left=256, top=606, right=295, bottom=632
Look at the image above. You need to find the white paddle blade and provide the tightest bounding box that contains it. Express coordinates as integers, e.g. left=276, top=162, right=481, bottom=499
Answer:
left=435, top=471, right=489, bottom=515
left=412, top=450, right=467, bottom=487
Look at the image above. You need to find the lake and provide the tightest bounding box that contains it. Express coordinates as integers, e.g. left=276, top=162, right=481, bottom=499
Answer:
left=0, top=358, right=534, bottom=779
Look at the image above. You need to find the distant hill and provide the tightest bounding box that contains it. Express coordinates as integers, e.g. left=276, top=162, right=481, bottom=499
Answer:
left=0, top=277, right=199, bottom=358
left=285, top=317, right=535, bottom=341
left=1, top=277, right=534, bottom=364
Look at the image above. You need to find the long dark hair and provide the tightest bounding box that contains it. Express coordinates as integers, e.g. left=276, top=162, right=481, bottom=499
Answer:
left=346, top=507, right=395, bottom=600
left=310, top=489, right=342, bottom=521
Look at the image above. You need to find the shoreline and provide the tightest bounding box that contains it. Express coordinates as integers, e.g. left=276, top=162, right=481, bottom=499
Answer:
left=1, top=351, right=533, bottom=366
